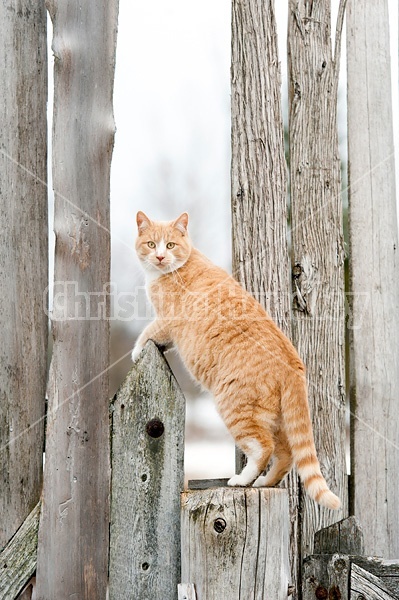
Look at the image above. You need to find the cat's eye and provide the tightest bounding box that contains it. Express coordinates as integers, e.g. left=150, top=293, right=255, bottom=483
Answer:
left=166, top=242, right=175, bottom=249
left=147, top=241, right=156, bottom=249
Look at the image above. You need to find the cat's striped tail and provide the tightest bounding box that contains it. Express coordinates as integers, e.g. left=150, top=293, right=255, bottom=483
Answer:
left=282, top=373, right=341, bottom=511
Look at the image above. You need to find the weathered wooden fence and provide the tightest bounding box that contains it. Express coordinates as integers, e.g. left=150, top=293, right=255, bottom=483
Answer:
left=1, top=0, right=399, bottom=598
left=110, top=342, right=291, bottom=599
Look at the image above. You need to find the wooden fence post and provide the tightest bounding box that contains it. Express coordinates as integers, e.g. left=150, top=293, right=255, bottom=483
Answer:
left=35, top=1, right=119, bottom=597
left=346, top=0, right=399, bottom=558
left=181, top=484, right=290, bottom=600
left=0, top=0, right=47, bottom=550
left=288, top=0, right=348, bottom=560
left=109, top=342, right=185, bottom=600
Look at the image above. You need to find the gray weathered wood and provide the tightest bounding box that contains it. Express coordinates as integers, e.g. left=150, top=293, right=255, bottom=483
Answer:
left=288, top=0, right=348, bottom=558
left=231, top=0, right=290, bottom=331
left=314, top=516, right=364, bottom=556
left=35, top=1, right=119, bottom=597
left=109, top=342, right=185, bottom=600
left=230, top=1, right=298, bottom=594
left=181, top=487, right=290, bottom=600
left=350, top=563, right=396, bottom=600
left=346, top=0, right=399, bottom=558
left=0, top=0, right=47, bottom=550
left=178, top=583, right=197, bottom=600
left=0, top=502, right=40, bottom=600
left=188, top=478, right=229, bottom=490
left=352, top=558, right=399, bottom=598
left=302, top=554, right=351, bottom=600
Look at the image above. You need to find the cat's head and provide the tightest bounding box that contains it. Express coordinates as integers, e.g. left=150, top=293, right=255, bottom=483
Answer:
left=135, top=211, right=192, bottom=275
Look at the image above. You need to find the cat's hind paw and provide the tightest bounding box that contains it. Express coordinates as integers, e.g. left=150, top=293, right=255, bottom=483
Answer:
left=252, top=475, right=267, bottom=487
left=227, top=474, right=251, bottom=487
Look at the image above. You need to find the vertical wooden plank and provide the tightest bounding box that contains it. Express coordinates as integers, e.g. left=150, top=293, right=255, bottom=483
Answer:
left=109, top=342, right=185, bottom=600
left=288, top=0, right=348, bottom=559
left=230, top=1, right=298, bottom=594
left=35, top=1, right=119, bottom=597
left=231, top=0, right=290, bottom=331
left=0, top=0, right=47, bottom=549
left=181, top=487, right=290, bottom=600
left=346, top=0, right=399, bottom=558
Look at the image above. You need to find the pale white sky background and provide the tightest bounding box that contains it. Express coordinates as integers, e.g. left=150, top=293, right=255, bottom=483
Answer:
left=48, top=1, right=399, bottom=479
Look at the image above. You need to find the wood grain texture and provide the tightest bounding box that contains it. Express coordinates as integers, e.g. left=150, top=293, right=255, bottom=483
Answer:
left=230, top=2, right=299, bottom=595
left=351, top=558, right=399, bottom=598
left=0, top=502, right=40, bottom=600
left=350, top=563, right=396, bottom=600
left=346, top=0, right=399, bottom=558
left=109, top=342, right=185, bottom=600
left=0, top=0, right=47, bottom=549
left=302, top=554, right=350, bottom=600
left=231, top=0, right=290, bottom=330
left=314, top=516, right=364, bottom=556
left=35, top=1, right=119, bottom=597
left=181, top=487, right=290, bottom=600
left=288, top=0, right=348, bottom=558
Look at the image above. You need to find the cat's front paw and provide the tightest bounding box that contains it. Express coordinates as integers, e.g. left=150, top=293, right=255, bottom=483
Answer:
left=227, top=474, right=250, bottom=487
left=131, top=344, right=143, bottom=362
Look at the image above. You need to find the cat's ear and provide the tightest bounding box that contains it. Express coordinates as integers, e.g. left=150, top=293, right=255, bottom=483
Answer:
left=136, top=211, right=151, bottom=232
left=173, top=212, right=189, bottom=234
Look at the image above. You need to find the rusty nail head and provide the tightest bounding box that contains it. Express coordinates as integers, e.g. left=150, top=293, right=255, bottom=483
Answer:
left=315, top=586, right=328, bottom=600
left=214, top=518, right=227, bottom=533
left=146, top=419, right=164, bottom=438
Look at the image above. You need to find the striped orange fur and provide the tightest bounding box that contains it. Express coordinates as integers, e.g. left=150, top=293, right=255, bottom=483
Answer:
left=132, top=211, right=341, bottom=511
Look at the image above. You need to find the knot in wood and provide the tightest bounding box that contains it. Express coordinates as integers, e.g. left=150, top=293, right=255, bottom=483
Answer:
left=329, top=586, right=341, bottom=600
left=213, top=518, right=227, bottom=533
left=146, top=419, right=164, bottom=438
left=315, top=586, right=328, bottom=600
left=292, top=263, right=302, bottom=279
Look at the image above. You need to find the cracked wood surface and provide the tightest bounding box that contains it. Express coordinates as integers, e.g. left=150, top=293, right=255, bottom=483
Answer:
left=181, top=487, right=290, bottom=600
left=346, top=0, right=399, bottom=558
left=0, top=0, right=47, bottom=551
left=0, top=503, right=40, bottom=600
left=288, top=0, right=348, bottom=561
left=35, top=1, right=119, bottom=597
left=109, top=342, right=185, bottom=600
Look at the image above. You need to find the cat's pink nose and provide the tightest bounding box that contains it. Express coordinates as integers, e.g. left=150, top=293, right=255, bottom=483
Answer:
left=156, top=256, right=165, bottom=263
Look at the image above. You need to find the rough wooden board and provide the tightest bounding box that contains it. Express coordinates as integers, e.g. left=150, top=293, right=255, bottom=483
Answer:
left=352, top=558, right=399, bottom=598
left=302, top=554, right=350, bottom=600
left=35, top=1, right=119, bottom=597
left=0, top=0, right=47, bottom=550
left=187, top=479, right=229, bottom=490
left=346, top=0, right=399, bottom=558
left=0, top=502, right=40, bottom=600
left=350, top=563, right=397, bottom=599
left=181, top=487, right=290, bottom=600
left=288, top=0, right=348, bottom=559
left=314, top=516, right=364, bottom=555
left=178, top=583, right=197, bottom=600
left=109, top=342, right=185, bottom=600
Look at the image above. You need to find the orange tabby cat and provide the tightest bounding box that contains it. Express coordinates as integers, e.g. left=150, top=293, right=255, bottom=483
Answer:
left=132, top=211, right=341, bottom=510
